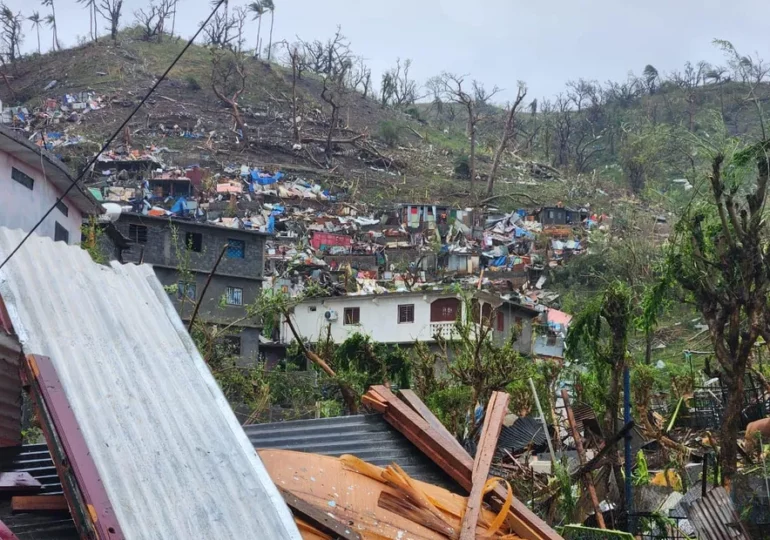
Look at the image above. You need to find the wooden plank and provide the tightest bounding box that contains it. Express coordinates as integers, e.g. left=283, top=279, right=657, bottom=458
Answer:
left=11, top=495, right=68, bottom=512
left=0, top=472, right=41, bottom=493
left=378, top=491, right=455, bottom=538
left=398, top=389, right=466, bottom=456
left=561, top=389, right=605, bottom=529
left=0, top=520, right=20, bottom=540
left=278, top=487, right=362, bottom=540
left=459, top=391, right=510, bottom=540
left=364, top=386, right=561, bottom=540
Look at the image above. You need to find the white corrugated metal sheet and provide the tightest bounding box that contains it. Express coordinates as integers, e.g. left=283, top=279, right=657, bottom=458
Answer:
left=0, top=228, right=300, bottom=540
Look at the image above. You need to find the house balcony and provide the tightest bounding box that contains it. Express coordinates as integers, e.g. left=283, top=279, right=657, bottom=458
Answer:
left=429, top=322, right=488, bottom=341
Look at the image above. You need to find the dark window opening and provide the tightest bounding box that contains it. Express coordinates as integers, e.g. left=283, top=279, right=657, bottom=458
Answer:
left=225, top=286, right=243, bottom=306
left=185, top=232, right=203, bottom=252
left=54, top=222, right=69, bottom=243
left=497, top=312, right=504, bottom=332
left=222, top=335, right=242, bottom=356
left=344, top=307, right=360, bottom=325
left=227, top=239, right=245, bottom=259
left=55, top=199, right=69, bottom=217
left=129, top=224, right=148, bottom=243
left=398, top=304, right=415, bottom=323
left=11, top=167, right=33, bottom=190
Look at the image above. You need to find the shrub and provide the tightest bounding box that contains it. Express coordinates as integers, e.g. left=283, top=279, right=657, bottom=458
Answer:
left=186, top=76, right=202, bottom=91
left=378, top=121, right=401, bottom=148
left=453, top=154, right=471, bottom=179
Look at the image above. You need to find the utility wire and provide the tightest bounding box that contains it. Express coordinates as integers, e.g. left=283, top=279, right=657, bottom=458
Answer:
left=0, top=0, right=226, bottom=271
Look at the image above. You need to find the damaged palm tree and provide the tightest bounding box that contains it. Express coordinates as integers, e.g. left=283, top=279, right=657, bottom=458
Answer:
left=211, top=48, right=248, bottom=147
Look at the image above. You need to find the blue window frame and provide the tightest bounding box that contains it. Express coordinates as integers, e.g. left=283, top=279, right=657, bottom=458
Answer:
left=227, top=239, right=245, bottom=259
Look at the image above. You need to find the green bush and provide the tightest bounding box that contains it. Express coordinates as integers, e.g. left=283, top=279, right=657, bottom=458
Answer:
left=186, top=76, right=202, bottom=91
left=378, top=121, right=401, bottom=148
left=453, top=155, right=471, bottom=178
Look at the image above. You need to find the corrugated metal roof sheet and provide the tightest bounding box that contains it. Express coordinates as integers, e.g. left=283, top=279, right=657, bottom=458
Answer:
left=497, top=417, right=549, bottom=455
left=0, top=443, right=78, bottom=539
left=0, top=228, right=299, bottom=539
left=246, top=414, right=458, bottom=490
left=682, top=487, right=750, bottom=540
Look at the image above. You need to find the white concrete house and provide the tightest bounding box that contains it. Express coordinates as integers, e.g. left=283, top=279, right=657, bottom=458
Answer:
left=0, top=126, right=98, bottom=244
left=283, top=290, right=539, bottom=355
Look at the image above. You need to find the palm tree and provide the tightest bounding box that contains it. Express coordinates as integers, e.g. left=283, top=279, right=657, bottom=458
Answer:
left=247, top=1, right=263, bottom=58
left=40, top=0, right=57, bottom=50
left=263, top=0, right=274, bottom=61
left=28, top=12, right=41, bottom=54
left=76, top=0, right=97, bottom=41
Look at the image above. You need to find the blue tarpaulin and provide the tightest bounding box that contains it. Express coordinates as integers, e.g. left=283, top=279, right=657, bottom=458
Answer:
left=250, top=169, right=285, bottom=186
left=514, top=227, right=535, bottom=239
left=490, top=256, right=508, bottom=267
left=170, top=197, right=188, bottom=215
left=267, top=215, right=275, bottom=234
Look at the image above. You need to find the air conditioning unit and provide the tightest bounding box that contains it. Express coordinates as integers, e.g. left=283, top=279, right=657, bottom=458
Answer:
left=324, top=309, right=338, bottom=322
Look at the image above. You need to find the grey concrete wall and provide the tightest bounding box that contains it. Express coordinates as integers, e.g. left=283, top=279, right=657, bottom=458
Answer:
left=493, top=305, right=535, bottom=355
left=116, top=214, right=266, bottom=279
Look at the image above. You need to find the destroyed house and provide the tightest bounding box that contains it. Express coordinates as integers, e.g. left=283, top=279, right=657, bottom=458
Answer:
left=536, top=207, right=586, bottom=226
left=0, top=125, right=100, bottom=244
left=111, top=213, right=269, bottom=364
left=284, top=290, right=537, bottom=356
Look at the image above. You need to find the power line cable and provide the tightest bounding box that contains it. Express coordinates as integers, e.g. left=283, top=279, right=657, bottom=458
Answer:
left=0, top=0, right=226, bottom=271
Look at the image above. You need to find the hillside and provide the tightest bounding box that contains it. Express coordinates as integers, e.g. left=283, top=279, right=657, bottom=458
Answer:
left=0, top=31, right=625, bottom=212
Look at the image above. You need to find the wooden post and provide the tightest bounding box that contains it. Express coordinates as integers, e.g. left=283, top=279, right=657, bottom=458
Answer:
left=561, top=389, right=606, bottom=529
left=529, top=377, right=556, bottom=466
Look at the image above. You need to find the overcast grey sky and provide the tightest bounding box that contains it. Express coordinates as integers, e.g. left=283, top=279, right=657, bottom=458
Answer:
left=5, top=0, right=770, bottom=101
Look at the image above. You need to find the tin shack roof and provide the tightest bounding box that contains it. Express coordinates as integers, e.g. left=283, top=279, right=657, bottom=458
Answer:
left=0, top=228, right=299, bottom=539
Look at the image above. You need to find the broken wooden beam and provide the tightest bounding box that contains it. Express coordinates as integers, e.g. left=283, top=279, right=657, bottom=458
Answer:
left=364, top=385, right=562, bottom=540
left=11, top=495, right=68, bottom=512
left=0, top=472, right=42, bottom=493
left=459, top=391, right=510, bottom=540
left=561, top=389, right=605, bottom=529
left=570, top=421, right=635, bottom=482
left=278, top=487, right=362, bottom=540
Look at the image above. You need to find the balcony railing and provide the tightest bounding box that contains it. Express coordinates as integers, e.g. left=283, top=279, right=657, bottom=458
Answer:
left=429, top=322, right=488, bottom=341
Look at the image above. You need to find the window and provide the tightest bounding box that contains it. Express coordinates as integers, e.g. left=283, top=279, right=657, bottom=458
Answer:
left=497, top=312, right=504, bottom=332
left=227, top=239, right=245, bottom=259
left=129, top=224, right=148, bottom=243
left=398, top=304, right=415, bottom=324
left=177, top=281, right=196, bottom=300
left=225, top=286, right=243, bottom=306
left=55, top=199, right=69, bottom=217
left=185, top=232, right=203, bottom=252
left=344, top=307, right=360, bottom=325
left=54, top=222, right=69, bottom=243
left=11, top=167, right=33, bottom=190
left=222, top=336, right=242, bottom=356
left=548, top=210, right=555, bottom=219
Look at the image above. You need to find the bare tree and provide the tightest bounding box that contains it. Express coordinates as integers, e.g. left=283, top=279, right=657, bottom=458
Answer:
left=299, top=26, right=351, bottom=78
left=27, top=12, right=41, bottom=54
left=431, top=72, right=500, bottom=198
left=486, top=82, right=527, bottom=198
left=0, top=5, right=23, bottom=64
left=99, top=0, right=123, bottom=41
left=40, top=0, right=57, bottom=50
left=283, top=42, right=302, bottom=142
left=381, top=58, right=418, bottom=107
left=134, top=0, right=172, bottom=42
left=211, top=49, right=248, bottom=146
left=203, top=8, right=237, bottom=48
left=320, top=71, right=349, bottom=164
left=348, top=56, right=371, bottom=98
